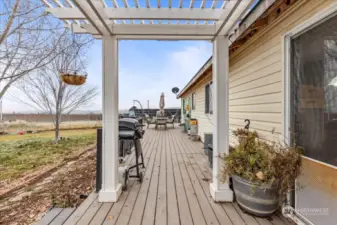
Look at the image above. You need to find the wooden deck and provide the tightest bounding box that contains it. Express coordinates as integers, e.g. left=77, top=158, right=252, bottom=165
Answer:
left=37, top=127, right=293, bottom=225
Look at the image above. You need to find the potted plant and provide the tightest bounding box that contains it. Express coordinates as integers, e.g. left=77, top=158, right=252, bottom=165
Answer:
left=221, top=127, right=302, bottom=217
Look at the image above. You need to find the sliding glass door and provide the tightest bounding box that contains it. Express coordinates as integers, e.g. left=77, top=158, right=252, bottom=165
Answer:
left=290, top=14, right=337, bottom=225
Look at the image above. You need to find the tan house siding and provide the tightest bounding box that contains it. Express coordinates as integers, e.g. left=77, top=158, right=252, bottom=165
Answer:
left=228, top=0, right=335, bottom=141
left=181, top=0, right=336, bottom=143
left=183, top=72, right=212, bottom=142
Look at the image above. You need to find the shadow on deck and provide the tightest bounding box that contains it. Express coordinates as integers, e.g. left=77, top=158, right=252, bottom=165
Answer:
left=35, top=127, right=293, bottom=225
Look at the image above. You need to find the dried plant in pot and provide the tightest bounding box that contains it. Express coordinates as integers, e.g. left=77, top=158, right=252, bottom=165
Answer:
left=221, top=127, right=303, bottom=217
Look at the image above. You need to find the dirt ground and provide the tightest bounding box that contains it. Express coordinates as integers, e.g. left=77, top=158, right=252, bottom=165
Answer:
left=0, top=148, right=96, bottom=225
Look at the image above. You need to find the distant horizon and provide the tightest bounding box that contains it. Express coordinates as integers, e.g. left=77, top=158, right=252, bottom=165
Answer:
left=1, top=106, right=181, bottom=115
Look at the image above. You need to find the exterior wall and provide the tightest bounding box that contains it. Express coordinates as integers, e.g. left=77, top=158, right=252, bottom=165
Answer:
left=183, top=71, right=212, bottom=142
left=229, top=2, right=337, bottom=223
left=180, top=0, right=336, bottom=144
left=228, top=0, right=335, bottom=142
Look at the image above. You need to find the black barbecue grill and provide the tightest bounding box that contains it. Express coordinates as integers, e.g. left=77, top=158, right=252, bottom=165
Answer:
left=119, top=118, right=145, bottom=187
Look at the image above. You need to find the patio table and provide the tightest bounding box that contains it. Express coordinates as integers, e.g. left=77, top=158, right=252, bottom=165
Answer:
left=155, top=117, right=168, bottom=129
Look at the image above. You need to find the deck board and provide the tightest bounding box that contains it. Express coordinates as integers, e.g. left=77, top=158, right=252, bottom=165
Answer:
left=172, top=130, right=207, bottom=225
left=178, top=131, right=233, bottom=225
left=165, top=130, right=180, bottom=225
left=49, top=208, right=75, bottom=225
left=167, top=129, right=194, bottom=225
left=114, top=129, right=158, bottom=225
left=37, top=127, right=292, bottom=225
left=176, top=131, right=220, bottom=225
left=36, top=208, right=63, bottom=225
left=155, top=131, right=167, bottom=225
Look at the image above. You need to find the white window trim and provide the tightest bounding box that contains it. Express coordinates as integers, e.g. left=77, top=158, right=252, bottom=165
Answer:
left=192, top=92, right=196, bottom=111
left=282, top=2, right=337, bottom=223
left=205, top=81, right=213, bottom=115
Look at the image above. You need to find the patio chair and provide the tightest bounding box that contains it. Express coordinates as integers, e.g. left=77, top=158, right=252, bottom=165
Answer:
left=145, top=114, right=156, bottom=128
left=166, top=115, right=176, bottom=128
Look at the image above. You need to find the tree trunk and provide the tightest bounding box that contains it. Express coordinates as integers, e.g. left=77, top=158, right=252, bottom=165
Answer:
left=55, top=113, right=60, bottom=141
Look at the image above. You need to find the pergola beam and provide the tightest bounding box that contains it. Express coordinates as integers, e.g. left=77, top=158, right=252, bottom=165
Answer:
left=79, top=23, right=216, bottom=36
left=215, top=0, right=254, bottom=37
left=67, top=23, right=216, bottom=36
left=72, top=0, right=104, bottom=35
left=92, top=35, right=213, bottom=40
left=87, top=0, right=113, bottom=35
left=46, top=7, right=224, bottom=20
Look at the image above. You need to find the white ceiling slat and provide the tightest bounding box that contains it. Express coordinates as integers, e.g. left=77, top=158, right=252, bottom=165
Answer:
left=187, top=0, right=195, bottom=25
left=200, top=0, right=206, bottom=9
left=196, top=0, right=206, bottom=25
left=41, top=0, right=53, bottom=7
left=211, top=0, right=218, bottom=9
left=189, top=0, right=194, bottom=9
left=110, top=0, right=125, bottom=24
left=122, top=0, right=129, bottom=7
left=221, top=0, right=229, bottom=9
left=121, top=0, right=134, bottom=24
left=111, top=0, right=118, bottom=8
left=179, top=0, right=183, bottom=8
left=46, top=8, right=223, bottom=20
left=133, top=0, right=144, bottom=24
left=146, top=0, right=151, bottom=7
left=145, top=0, right=153, bottom=24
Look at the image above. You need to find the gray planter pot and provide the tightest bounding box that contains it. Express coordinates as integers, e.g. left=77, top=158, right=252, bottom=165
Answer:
left=232, top=175, right=279, bottom=217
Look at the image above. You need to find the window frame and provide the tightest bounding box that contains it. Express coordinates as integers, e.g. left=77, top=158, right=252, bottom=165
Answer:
left=283, top=2, right=337, bottom=167
left=205, top=81, right=213, bottom=114
left=191, top=92, right=196, bottom=110
left=209, top=81, right=213, bottom=114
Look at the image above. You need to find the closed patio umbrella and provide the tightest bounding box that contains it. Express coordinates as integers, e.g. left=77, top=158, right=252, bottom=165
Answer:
left=159, top=92, right=165, bottom=109
left=159, top=93, right=165, bottom=116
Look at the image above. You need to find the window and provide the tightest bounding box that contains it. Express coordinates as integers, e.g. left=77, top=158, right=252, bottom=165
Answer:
left=290, top=14, right=337, bottom=167
left=192, top=93, right=196, bottom=110
left=205, top=82, right=213, bottom=114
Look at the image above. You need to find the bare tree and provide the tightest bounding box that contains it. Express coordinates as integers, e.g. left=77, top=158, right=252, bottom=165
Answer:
left=0, top=0, right=70, bottom=99
left=15, top=34, right=97, bottom=141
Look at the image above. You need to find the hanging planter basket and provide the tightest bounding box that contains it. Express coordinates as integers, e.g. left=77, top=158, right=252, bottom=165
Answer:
left=60, top=73, right=87, bottom=86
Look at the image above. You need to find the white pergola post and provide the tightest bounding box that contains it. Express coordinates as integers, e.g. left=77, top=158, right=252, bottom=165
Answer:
left=99, top=35, right=122, bottom=202
left=210, top=35, right=233, bottom=202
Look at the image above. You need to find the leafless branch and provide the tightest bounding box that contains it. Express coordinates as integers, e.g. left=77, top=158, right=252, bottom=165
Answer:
left=13, top=34, right=97, bottom=140
left=0, top=0, right=86, bottom=99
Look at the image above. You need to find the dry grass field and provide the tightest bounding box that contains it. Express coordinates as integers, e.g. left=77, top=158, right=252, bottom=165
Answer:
left=0, top=120, right=102, bottom=134
left=0, top=124, right=98, bottom=225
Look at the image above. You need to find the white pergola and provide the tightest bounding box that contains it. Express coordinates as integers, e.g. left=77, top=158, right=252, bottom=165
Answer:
left=42, top=0, right=254, bottom=203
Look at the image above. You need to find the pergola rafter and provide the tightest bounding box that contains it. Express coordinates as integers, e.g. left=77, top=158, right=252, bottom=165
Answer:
left=43, top=0, right=254, bottom=39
